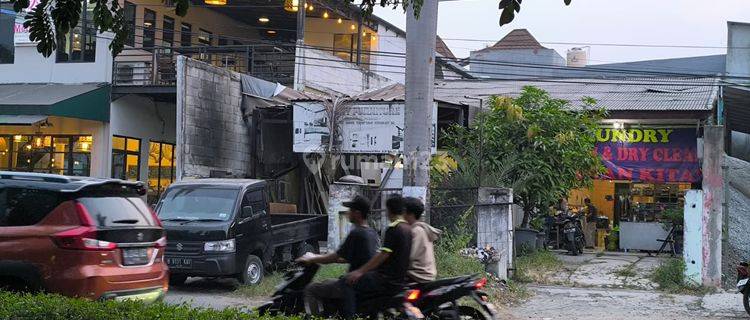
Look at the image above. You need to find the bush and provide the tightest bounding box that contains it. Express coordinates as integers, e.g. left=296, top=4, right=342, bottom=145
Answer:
left=0, top=291, right=300, bottom=320
left=512, top=249, right=563, bottom=283
left=651, top=258, right=710, bottom=295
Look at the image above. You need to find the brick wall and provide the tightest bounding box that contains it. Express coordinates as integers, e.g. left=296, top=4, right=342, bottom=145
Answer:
left=176, top=56, right=251, bottom=179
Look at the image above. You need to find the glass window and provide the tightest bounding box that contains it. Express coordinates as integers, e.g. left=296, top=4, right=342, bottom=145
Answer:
left=123, top=1, right=136, bottom=47
left=0, top=3, right=14, bottom=64
left=180, top=23, right=191, bottom=47
left=157, top=186, right=239, bottom=222
left=162, top=16, right=174, bottom=47
left=2, top=135, right=91, bottom=176
left=333, top=34, right=354, bottom=62
left=143, top=8, right=156, bottom=48
left=77, top=197, right=157, bottom=227
left=112, top=136, right=141, bottom=181
left=56, top=0, right=96, bottom=62
left=148, top=141, right=175, bottom=204
left=0, top=188, right=64, bottom=227
left=197, top=29, right=212, bottom=46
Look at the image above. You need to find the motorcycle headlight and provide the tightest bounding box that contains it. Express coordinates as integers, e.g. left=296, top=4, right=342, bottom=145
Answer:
left=204, top=239, right=236, bottom=252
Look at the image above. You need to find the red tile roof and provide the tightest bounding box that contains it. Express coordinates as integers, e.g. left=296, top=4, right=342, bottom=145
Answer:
left=435, top=36, right=456, bottom=59
left=480, top=29, right=547, bottom=51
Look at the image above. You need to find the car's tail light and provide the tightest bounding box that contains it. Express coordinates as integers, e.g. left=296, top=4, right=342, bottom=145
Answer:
left=475, top=277, right=488, bottom=289
left=74, top=201, right=95, bottom=226
left=405, top=289, right=421, bottom=302
left=155, top=236, right=167, bottom=248
left=52, top=226, right=117, bottom=251
left=149, top=207, right=163, bottom=227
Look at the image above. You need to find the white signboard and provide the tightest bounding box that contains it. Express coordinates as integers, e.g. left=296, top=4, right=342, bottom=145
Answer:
left=6, top=0, right=39, bottom=44
left=293, top=102, right=438, bottom=154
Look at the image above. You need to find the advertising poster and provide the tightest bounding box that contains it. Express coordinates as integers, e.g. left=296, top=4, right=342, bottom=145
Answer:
left=293, top=102, right=438, bottom=154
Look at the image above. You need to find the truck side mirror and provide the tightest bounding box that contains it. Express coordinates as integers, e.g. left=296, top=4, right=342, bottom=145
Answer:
left=241, top=206, right=254, bottom=218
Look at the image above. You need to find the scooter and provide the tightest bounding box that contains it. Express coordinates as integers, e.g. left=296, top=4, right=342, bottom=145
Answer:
left=558, top=214, right=585, bottom=255
left=737, top=261, right=750, bottom=316
left=411, top=275, right=498, bottom=320
left=256, top=264, right=424, bottom=319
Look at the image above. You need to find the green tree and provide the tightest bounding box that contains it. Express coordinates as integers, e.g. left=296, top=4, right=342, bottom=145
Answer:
left=441, top=86, right=605, bottom=227
left=10, top=0, right=572, bottom=57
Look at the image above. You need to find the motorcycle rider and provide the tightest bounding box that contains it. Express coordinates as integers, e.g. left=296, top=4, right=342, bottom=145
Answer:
left=295, top=195, right=380, bottom=316
left=342, top=195, right=412, bottom=319
left=403, top=197, right=441, bottom=283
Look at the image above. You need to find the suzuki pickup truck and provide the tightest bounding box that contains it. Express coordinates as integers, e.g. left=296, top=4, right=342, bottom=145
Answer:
left=155, top=179, right=327, bottom=285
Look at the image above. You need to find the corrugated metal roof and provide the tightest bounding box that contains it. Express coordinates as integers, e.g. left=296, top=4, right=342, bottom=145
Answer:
left=434, top=77, right=720, bottom=111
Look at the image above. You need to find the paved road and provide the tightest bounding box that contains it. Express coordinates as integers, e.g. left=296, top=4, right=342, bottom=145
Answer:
left=499, top=285, right=746, bottom=320
left=163, top=278, right=265, bottom=311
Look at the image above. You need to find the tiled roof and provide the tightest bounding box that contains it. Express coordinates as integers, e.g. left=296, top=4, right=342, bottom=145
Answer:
left=435, top=36, right=456, bottom=59
left=480, top=29, right=547, bottom=51
left=433, top=77, right=720, bottom=112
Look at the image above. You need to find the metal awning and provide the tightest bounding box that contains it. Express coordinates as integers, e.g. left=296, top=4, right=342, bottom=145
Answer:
left=0, top=83, right=111, bottom=122
left=0, top=115, right=48, bottom=125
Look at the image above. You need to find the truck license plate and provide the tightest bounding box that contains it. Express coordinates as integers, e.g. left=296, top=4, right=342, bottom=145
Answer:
left=167, top=257, right=192, bottom=268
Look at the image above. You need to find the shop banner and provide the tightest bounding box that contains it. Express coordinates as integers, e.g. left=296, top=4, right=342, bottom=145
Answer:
left=595, top=128, right=701, bottom=183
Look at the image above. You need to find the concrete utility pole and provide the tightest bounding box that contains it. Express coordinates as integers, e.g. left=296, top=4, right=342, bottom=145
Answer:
left=404, top=0, right=439, bottom=220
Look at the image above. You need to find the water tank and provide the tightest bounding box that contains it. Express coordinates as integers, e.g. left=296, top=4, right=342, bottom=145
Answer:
left=567, top=47, right=588, bottom=67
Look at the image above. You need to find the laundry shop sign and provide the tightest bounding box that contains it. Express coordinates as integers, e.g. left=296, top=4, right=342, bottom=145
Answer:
left=594, top=128, right=701, bottom=183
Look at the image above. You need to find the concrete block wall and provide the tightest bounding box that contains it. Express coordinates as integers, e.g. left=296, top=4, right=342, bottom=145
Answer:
left=176, top=56, right=251, bottom=179
left=722, top=155, right=750, bottom=288
left=476, top=187, right=513, bottom=280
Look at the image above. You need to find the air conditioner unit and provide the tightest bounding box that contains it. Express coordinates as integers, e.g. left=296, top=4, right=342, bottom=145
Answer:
left=115, top=61, right=149, bottom=85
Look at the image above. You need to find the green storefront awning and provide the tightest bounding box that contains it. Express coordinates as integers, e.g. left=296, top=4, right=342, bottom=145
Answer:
left=0, top=83, right=110, bottom=122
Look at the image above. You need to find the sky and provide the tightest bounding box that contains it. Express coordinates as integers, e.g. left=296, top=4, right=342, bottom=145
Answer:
left=372, top=0, right=750, bottom=64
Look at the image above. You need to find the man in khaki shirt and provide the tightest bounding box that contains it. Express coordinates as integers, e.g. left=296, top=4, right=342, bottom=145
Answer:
left=403, top=197, right=442, bottom=283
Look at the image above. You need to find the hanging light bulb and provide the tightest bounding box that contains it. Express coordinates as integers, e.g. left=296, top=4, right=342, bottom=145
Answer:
left=258, top=16, right=270, bottom=23
left=337, top=18, right=342, bottom=24
left=308, top=4, right=313, bottom=11
left=323, top=11, right=329, bottom=19
left=350, top=24, right=356, bottom=31
left=284, top=0, right=299, bottom=12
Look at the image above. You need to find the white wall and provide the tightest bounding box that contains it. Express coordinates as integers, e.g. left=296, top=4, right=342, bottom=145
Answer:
left=373, top=26, right=405, bottom=84
left=110, top=94, right=176, bottom=181
left=298, top=47, right=393, bottom=94
left=0, top=33, right=113, bottom=84
left=727, top=21, right=750, bottom=79
left=0, top=116, right=109, bottom=177
left=469, top=48, right=566, bottom=79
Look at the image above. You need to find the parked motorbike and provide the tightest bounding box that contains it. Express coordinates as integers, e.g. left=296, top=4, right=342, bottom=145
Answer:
left=256, top=264, right=424, bottom=319
left=736, top=261, right=750, bottom=316
left=558, top=214, right=585, bottom=255
left=411, top=275, right=498, bottom=320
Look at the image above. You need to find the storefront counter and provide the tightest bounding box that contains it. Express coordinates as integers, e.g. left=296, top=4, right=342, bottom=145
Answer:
left=619, top=221, right=670, bottom=251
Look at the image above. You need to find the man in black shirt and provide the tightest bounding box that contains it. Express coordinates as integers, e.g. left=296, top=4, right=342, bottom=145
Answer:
left=342, top=195, right=412, bottom=318
left=296, top=196, right=379, bottom=316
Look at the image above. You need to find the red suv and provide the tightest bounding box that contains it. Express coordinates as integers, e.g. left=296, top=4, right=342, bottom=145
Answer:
left=0, top=172, right=168, bottom=302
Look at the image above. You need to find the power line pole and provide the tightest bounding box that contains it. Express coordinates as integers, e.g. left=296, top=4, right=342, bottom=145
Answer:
left=404, top=0, right=438, bottom=221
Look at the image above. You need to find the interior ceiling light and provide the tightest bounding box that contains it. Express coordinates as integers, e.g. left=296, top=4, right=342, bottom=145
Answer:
left=204, top=0, right=227, bottom=5
left=284, top=0, right=299, bottom=12
left=337, top=18, right=342, bottom=24
left=258, top=16, right=269, bottom=23
left=323, top=11, right=329, bottom=18
left=350, top=24, right=356, bottom=30
left=267, top=30, right=277, bottom=34
left=307, top=4, right=313, bottom=11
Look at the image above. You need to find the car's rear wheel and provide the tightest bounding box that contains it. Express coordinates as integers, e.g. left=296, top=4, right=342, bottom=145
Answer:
left=239, top=255, right=264, bottom=285
left=169, top=274, right=188, bottom=286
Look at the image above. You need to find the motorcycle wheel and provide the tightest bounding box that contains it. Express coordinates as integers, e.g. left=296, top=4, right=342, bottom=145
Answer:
left=567, top=241, right=579, bottom=256
left=456, top=306, right=491, bottom=320
left=743, top=289, right=750, bottom=316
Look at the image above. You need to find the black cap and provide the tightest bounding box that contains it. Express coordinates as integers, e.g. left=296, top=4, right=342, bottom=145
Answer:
left=343, top=195, right=371, bottom=217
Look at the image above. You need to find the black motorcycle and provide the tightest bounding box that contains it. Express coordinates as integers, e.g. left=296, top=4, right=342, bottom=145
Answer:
left=737, top=261, right=750, bottom=316
left=559, top=214, right=585, bottom=255
left=411, top=275, right=498, bottom=320
left=256, top=264, right=424, bottom=319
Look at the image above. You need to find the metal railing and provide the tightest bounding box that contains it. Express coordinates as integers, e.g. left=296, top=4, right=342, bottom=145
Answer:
left=113, top=44, right=296, bottom=87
